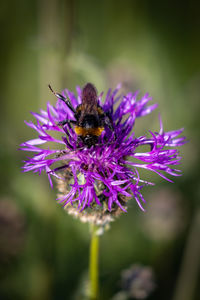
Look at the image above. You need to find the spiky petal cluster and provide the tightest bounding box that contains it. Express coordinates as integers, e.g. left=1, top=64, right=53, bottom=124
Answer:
left=20, top=84, right=186, bottom=213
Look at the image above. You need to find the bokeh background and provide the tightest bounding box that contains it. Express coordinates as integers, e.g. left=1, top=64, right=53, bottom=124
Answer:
left=0, top=1, right=199, bottom=299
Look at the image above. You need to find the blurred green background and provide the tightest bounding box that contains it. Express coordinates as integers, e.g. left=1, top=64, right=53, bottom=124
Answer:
left=0, top=0, right=199, bottom=299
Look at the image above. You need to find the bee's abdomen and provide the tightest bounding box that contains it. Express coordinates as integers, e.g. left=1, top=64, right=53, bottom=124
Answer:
left=74, top=126, right=104, bottom=137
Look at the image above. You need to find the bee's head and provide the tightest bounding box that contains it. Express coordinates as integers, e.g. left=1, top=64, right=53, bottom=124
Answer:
left=82, top=135, right=98, bottom=148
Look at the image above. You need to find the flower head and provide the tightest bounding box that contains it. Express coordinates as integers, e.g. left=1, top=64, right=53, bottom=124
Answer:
left=120, top=264, right=156, bottom=299
left=20, top=83, right=186, bottom=225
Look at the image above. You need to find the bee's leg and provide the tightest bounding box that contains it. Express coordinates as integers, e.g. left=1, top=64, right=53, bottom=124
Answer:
left=58, top=119, right=76, bottom=128
left=76, top=136, right=83, bottom=148
left=103, top=114, right=117, bottom=140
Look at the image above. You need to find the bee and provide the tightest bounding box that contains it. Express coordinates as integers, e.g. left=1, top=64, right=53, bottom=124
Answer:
left=48, top=83, right=114, bottom=147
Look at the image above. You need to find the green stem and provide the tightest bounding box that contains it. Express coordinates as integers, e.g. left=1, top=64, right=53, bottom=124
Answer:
left=89, top=225, right=99, bottom=300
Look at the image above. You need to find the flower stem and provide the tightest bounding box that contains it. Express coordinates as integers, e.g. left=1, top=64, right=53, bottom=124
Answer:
left=89, top=225, right=99, bottom=300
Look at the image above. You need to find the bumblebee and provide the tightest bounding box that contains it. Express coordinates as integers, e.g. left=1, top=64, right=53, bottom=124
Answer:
left=49, top=83, right=114, bottom=147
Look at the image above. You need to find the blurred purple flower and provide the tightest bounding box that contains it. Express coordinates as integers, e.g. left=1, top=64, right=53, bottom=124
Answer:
left=20, top=84, right=186, bottom=216
left=121, top=264, right=156, bottom=299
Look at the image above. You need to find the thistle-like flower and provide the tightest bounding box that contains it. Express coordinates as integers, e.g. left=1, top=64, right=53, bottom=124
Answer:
left=20, top=83, right=186, bottom=225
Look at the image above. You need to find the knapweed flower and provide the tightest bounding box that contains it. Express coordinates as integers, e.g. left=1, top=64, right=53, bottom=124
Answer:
left=120, top=264, right=156, bottom=299
left=20, top=83, right=186, bottom=225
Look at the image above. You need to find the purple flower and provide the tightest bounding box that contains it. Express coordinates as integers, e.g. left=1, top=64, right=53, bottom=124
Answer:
left=120, top=264, right=156, bottom=299
left=20, top=83, right=186, bottom=223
